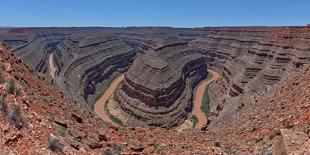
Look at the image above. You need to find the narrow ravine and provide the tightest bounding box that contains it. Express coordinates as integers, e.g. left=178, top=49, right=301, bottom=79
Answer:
left=94, top=74, right=124, bottom=126
left=193, top=70, right=220, bottom=128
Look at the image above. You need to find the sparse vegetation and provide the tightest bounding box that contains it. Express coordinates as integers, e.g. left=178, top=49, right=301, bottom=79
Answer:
left=59, top=126, right=67, bottom=137
left=9, top=104, right=23, bottom=129
left=15, top=87, right=23, bottom=96
left=6, top=78, right=15, bottom=94
left=104, top=144, right=123, bottom=155
left=104, top=101, right=123, bottom=125
left=200, top=71, right=213, bottom=117
left=190, top=115, right=198, bottom=127
left=150, top=144, right=158, bottom=154
left=200, top=86, right=211, bottom=117
left=110, top=112, right=123, bottom=125
left=48, top=136, right=64, bottom=152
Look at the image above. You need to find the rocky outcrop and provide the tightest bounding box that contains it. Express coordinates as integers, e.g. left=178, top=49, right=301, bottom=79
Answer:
left=107, top=38, right=207, bottom=127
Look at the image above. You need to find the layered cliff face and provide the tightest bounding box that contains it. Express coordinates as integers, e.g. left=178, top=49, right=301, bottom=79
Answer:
left=189, top=27, right=310, bottom=126
left=107, top=38, right=208, bottom=127
left=0, top=42, right=223, bottom=154
left=0, top=29, right=137, bottom=105
left=1, top=27, right=310, bottom=128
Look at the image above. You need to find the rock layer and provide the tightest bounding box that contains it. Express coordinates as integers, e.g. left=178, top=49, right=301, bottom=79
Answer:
left=0, top=29, right=137, bottom=105
left=1, top=27, right=310, bottom=128
left=108, top=38, right=207, bottom=127
left=189, top=27, right=310, bottom=126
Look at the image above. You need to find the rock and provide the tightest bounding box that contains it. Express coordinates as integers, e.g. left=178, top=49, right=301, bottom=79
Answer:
left=272, top=129, right=309, bottom=155
left=87, top=139, right=102, bottom=149
left=53, top=117, right=67, bottom=128
left=72, top=113, right=83, bottom=123
left=0, top=147, right=17, bottom=155
left=69, top=129, right=85, bottom=141
left=130, top=144, right=144, bottom=152
left=272, top=136, right=287, bottom=155
left=67, top=138, right=80, bottom=150
left=98, top=131, right=108, bottom=141
left=5, top=132, right=22, bottom=145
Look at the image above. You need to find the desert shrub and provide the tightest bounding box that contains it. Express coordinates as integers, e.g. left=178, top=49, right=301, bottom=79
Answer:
left=59, top=126, right=67, bottom=137
left=9, top=104, right=23, bottom=129
left=6, top=79, right=15, bottom=94
left=15, top=88, right=23, bottom=96
left=48, top=136, right=64, bottom=152
left=191, top=115, right=198, bottom=127
left=0, top=96, right=8, bottom=118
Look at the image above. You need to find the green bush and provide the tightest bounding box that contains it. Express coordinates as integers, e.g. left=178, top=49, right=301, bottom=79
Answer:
left=59, top=126, right=67, bottom=137
left=191, top=115, right=198, bottom=127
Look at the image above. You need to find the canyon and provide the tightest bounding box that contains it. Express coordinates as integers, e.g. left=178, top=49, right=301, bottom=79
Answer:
left=0, top=26, right=310, bottom=154
left=1, top=27, right=310, bottom=128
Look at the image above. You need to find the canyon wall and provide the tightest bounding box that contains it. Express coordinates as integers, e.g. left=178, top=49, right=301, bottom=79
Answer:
left=1, top=27, right=310, bottom=127
left=0, top=29, right=137, bottom=105
left=189, top=27, right=310, bottom=126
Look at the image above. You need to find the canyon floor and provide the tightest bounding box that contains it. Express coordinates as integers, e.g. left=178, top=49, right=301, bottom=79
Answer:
left=193, top=70, right=220, bottom=129
left=94, top=74, right=124, bottom=126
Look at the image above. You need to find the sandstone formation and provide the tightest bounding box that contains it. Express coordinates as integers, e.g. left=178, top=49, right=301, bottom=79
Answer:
left=107, top=38, right=208, bottom=127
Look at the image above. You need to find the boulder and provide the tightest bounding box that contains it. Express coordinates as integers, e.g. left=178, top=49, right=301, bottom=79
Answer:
left=272, top=129, right=309, bottom=155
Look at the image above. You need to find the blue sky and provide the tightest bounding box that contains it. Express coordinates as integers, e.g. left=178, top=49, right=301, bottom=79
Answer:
left=1, top=0, right=310, bottom=27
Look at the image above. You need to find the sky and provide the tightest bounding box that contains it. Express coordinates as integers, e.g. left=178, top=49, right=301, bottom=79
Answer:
left=1, top=0, right=310, bottom=27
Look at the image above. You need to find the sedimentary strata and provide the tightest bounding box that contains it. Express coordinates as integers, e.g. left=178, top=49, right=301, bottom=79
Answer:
left=107, top=38, right=207, bottom=127
left=0, top=29, right=137, bottom=105
left=189, top=27, right=310, bottom=126
left=1, top=27, right=310, bottom=128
